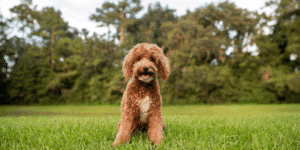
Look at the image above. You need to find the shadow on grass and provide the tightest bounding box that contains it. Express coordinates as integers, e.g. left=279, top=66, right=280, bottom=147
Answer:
left=0, top=110, right=66, bottom=117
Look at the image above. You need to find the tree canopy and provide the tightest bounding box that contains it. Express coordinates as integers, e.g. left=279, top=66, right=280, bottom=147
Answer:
left=0, top=0, right=299, bottom=105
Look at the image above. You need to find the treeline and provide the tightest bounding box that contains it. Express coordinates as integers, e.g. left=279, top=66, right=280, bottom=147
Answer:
left=0, top=0, right=299, bottom=105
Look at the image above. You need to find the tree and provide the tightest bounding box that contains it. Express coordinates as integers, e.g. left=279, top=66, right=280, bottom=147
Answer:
left=251, top=0, right=300, bottom=103
left=266, top=0, right=300, bottom=18
left=33, top=7, right=68, bottom=71
left=217, top=1, right=261, bottom=54
left=174, top=1, right=262, bottom=66
left=8, top=46, right=52, bottom=104
left=125, top=2, right=178, bottom=47
left=0, top=10, right=14, bottom=103
left=90, top=0, right=142, bottom=43
left=195, top=1, right=261, bottom=54
left=264, top=0, right=300, bottom=67
left=9, top=0, right=36, bottom=40
left=81, top=28, right=89, bottom=41
left=8, top=0, right=36, bottom=79
left=157, top=1, right=263, bottom=104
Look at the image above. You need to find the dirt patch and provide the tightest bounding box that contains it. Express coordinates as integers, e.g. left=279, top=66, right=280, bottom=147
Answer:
left=0, top=111, right=118, bottom=117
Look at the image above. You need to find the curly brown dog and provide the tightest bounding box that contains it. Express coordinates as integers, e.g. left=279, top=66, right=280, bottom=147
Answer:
left=113, top=43, right=170, bottom=146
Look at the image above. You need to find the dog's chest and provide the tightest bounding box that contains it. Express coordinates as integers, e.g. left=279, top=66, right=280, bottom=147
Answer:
left=137, top=96, right=152, bottom=122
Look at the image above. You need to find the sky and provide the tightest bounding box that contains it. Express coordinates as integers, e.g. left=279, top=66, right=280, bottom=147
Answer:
left=1, top=0, right=275, bottom=55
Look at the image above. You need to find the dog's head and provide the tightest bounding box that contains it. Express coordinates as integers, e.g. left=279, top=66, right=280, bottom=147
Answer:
left=122, top=43, right=170, bottom=83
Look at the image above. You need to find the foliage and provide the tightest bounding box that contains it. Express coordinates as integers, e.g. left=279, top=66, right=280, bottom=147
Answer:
left=124, top=2, right=178, bottom=47
left=90, top=0, right=143, bottom=43
left=0, top=11, right=14, bottom=103
left=1, top=0, right=300, bottom=105
left=8, top=46, right=51, bottom=104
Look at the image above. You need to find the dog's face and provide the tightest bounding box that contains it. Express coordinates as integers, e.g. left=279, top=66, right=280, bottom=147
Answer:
left=122, top=43, right=170, bottom=83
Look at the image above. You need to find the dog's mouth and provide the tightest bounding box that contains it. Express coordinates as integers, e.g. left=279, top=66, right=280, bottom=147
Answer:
left=138, top=72, right=154, bottom=83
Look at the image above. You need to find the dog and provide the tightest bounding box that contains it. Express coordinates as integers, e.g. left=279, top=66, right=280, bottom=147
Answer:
left=113, top=43, right=170, bottom=146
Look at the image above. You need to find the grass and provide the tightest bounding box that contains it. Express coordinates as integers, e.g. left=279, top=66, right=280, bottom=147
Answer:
left=0, top=104, right=300, bottom=149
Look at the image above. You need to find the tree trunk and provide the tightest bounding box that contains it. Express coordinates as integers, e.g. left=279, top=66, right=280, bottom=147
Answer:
left=235, top=32, right=243, bottom=54
left=50, top=26, right=55, bottom=71
left=219, top=49, right=226, bottom=63
left=120, top=12, right=125, bottom=44
left=173, top=75, right=178, bottom=104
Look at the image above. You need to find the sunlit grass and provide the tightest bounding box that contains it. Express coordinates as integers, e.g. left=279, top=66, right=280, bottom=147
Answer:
left=163, top=104, right=300, bottom=116
left=0, top=104, right=300, bottom=149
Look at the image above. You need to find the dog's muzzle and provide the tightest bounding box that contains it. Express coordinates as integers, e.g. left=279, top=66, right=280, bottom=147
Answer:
left=138, top=67, right=154, bottom=83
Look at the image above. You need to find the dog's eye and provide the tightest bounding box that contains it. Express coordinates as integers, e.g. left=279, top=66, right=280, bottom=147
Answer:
left=137, top=57, right=140, bottom=61
left=150, top=58, right=154, bottom=62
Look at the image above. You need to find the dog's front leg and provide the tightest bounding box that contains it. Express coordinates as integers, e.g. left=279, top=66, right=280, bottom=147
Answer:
left=113, top=116, right=133, bottom=146
left=148, top=113, right=163, bottom=145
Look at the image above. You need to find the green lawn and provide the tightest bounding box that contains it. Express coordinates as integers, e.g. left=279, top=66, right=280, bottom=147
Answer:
left=1, top=104, right=300, bottom=149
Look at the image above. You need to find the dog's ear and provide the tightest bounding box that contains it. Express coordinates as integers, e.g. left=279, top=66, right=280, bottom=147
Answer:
left=158, top=54, right=170, bottom=82
left=122, top=48, right=136, bottom=81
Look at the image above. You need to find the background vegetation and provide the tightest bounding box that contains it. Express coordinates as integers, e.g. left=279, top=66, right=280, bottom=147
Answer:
left=1, top=0, right=300, bottom=105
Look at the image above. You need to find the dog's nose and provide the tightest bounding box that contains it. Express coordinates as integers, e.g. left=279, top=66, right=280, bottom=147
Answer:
left=143, top=67, right=149, bottom=72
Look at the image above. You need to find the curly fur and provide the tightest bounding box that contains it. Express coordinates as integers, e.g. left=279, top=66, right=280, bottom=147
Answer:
left=113, top=43, right=170, bottom=146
